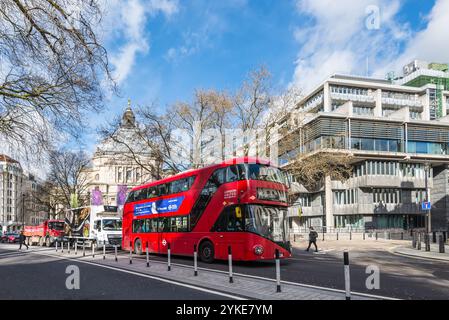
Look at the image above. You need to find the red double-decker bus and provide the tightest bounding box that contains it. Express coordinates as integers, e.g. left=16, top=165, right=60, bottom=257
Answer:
left=122, top=157, right=291, bottom=262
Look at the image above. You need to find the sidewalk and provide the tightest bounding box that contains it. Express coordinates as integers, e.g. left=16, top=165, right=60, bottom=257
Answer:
left=393, top=244, right=449, bottom=262
left=32, top=247, right=383, bottom=300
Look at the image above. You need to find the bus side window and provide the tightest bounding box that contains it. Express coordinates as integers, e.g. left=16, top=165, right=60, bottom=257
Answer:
left=148, top=187, right=158, bottom=199
left=212, top=206, right=243, bottom=232
left=226, top=166, right=239, bottom=182
left=158, top=184, right=168, bottom=196
left=150, top=219, right=157, bottom=233
left=237, top=164, right=247, bottom=180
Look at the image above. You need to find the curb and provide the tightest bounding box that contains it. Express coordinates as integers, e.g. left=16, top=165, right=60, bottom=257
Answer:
left=390, top=246, right=449, bottom=263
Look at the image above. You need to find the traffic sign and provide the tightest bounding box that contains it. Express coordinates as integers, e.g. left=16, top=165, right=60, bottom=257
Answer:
left=162, top=239, right=167, bottom=246
left=421, top=202, right=431, bottom=210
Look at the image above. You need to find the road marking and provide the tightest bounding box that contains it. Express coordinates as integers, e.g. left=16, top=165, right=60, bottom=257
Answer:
left=3, top=244, right=398, bottom=300
left=116, top=253, right=398, bottom=300
left=31, top=251, right=247, bottom=300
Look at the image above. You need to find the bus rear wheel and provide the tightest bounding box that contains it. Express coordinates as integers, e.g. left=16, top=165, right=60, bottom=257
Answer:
left=199, top=241, right=214, bottom=263
left=134, top=239, right=143, bottom=255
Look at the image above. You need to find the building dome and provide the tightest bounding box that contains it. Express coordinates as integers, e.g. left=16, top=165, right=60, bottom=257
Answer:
left=121, top=99, right=135, bottom=128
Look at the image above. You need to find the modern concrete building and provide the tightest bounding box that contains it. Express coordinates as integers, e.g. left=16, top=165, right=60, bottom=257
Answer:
left=0, top=156, right=48, bottom=232
left=0, top=154, right=24, bottom=232
left=276, top=61, right=449, bottom=232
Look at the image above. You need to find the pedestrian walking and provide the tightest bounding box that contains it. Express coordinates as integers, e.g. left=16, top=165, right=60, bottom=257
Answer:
left=306, top=227, right=318, bottom=252
left=18, top=230, right=29, bottom=250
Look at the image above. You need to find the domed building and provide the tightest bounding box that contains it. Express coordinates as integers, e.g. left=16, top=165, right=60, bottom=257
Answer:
left=82, top=101, right=156, bottom=207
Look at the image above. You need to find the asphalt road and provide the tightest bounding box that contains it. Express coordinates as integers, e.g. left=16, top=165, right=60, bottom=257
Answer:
left=1, top=243, right=448, bottom=300
left=0, top=245, right=232, bottom=300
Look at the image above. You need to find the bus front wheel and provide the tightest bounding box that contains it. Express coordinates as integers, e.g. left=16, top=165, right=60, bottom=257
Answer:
left=134, top=239, right=143, bottom=255
left=199, top=240, right=214, bottom=263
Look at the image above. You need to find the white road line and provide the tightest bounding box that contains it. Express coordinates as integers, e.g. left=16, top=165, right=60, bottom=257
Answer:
left=31, top=251, right=247, bottom=301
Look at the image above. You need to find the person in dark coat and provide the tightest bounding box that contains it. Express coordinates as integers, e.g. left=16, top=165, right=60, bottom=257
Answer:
left=306, top=227, right=318, bottom=252
left=19, top=230, right=29, bottom=250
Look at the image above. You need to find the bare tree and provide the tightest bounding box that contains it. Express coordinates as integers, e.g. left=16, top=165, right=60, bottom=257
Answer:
left=170, top=89, right=217, bottom=168
left=233, top=65, right=273, bottom=156
left=0, top=0, right=113, bottom=159
left=30, top=180, right=64, bottom=219
left=287, top=151, right=354, bottom=190
left=47, top=149, right=91, bottom=209
left=98, top=105, right=171, bottom=180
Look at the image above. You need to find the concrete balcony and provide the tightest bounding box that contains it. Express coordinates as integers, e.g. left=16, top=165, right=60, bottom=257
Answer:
left=381, top=97, right=423, bottom=108
left=330, top=92, right=374, bottom=103
left=357, top=203, right=422, bottom=215
left=331, top=175, right=431, bottom=189
left=304, top=95, right=324, bottom=111
left=288, top=205, right=324, bottom=218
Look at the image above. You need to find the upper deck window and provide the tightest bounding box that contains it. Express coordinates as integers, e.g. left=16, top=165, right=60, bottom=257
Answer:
left=126, top=175, right=196, bottom=204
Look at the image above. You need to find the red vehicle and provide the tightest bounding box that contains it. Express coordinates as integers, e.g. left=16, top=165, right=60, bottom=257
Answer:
left=24, top=219, right=65, bottom=246
left=122, top=157, right=291, bottom=262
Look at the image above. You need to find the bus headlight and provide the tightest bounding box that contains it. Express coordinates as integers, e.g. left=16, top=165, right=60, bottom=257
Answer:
left=253, top=245, right=264, bottom=256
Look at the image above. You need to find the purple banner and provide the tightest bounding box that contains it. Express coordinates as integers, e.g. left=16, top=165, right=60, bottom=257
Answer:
left=91, top=187, right=103, bottom=206
left=117, top=185, right=128, bottom=206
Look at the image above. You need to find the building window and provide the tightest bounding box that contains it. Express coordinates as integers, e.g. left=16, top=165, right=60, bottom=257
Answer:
left=117, top=168, right=123, bottom=183
left=126, top=168, right=132, bottom=183
left=333, top=189, right=357, bottom=205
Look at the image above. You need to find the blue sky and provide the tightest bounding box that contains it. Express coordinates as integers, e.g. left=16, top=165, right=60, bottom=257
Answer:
left=81, top=0, right=449, bottom=153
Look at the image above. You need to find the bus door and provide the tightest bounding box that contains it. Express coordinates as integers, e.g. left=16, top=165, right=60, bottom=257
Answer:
left=214, top=205, right=245, bottom=260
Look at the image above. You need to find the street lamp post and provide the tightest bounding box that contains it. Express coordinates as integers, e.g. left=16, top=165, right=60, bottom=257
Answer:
left=22, top=193, right=25, bottom=230
left=424, top=163, right=431, bottom=234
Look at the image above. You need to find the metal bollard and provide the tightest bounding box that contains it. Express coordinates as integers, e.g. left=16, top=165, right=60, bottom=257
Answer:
left=425, top=234, right=430, bottom=252
left=129, top=241, right=133, bottom=264
left=375, top=232, right=378, bottom=241
left=417, top=233, right=422, bottom=250
left=343, top=250, right=351, bottom=300
left=349, top=232, right=352, bottom=241
left=61, top=241, right=64, bottom=253
left=228, top=246, right=233, bottom=283
left=92, top=242, right=95, bottom=258
left=294, top=234, right=296, bottom=242
left=114, top=245, right=118, bottom=262
left=275, top=249, right=281, bottom=293
left=146, top=242, right=149, bottom=267
left=412, top=233, right=417, bottom=248
left=401, top=232, right=404, bottom=240
left=337, top=232, right=339, bottom=241
left=75, top=241, right=77, bottom=255
left=363, top=232, right=365, bottom=240
left=194, top=244, right=198, bottom=276
left=322, top=231, right=325, bottom=242
left=167, top=243, right=171, bottom=271
left=103, top=244, right=106, bottom=260
left=444, top=232, right=447, bottom=243
left=83, top=240, right=85, bottom=257
left=439, top=235, right=445, bottom=253
left=68, top=241, right=70, bottom=254
left=432, top=232, right=437, bottom=244
left=56, top=240, right=58, bottom=252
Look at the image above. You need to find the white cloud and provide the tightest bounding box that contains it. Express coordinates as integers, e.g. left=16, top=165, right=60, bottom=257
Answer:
left=374, top=0, right=449, bottom=77
left=101, top=0, right=179, bottom=85
left=292, top=0, right=409, bottom=92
